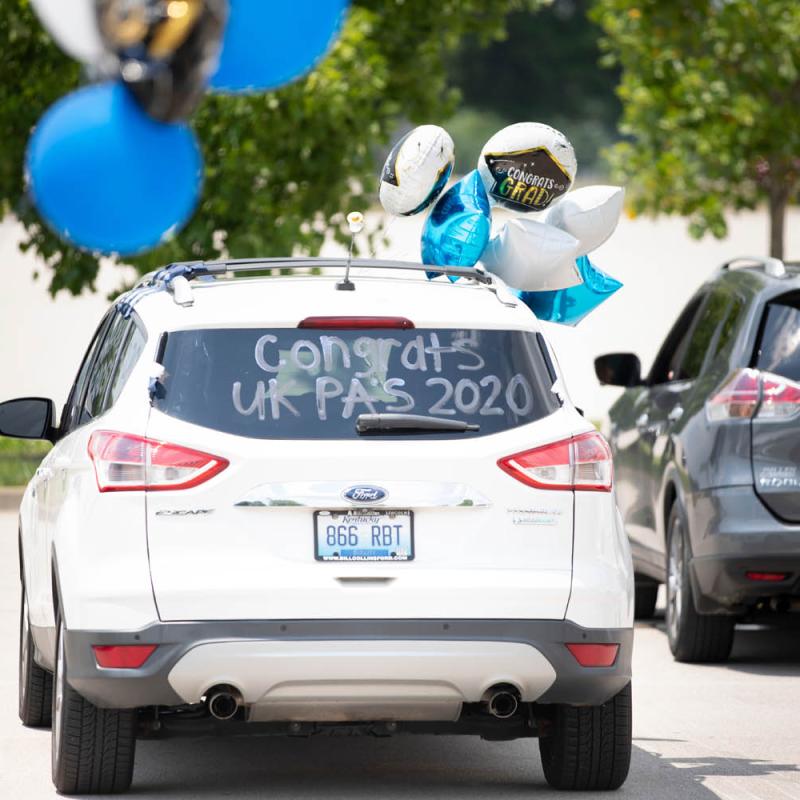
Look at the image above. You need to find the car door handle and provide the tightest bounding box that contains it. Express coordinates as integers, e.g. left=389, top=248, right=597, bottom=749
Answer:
left=636, top=412, right=663, bottom=437
left=668, top=405, right=684, bottom=423
left=36, top=467, right=53, bottom=480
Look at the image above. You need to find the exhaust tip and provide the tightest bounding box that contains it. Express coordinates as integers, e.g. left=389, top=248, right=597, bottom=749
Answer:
left=482, top=684, right=520, bottom=719
left=206, top=686, right=242, bottom=721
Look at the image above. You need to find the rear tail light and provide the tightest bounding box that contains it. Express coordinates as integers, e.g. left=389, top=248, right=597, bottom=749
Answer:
left=93, top=644, right=157, bottom=669
left=706, top=369, right=800, bottom=421
left=88, top=431, right=228, bottom=492
left=566, top=643, right=619, bottom=667
left=745, top=571, right=790, bottom=582
left=706, top=369, right=760, bottom=421
left=498, top=431, right=613, bottom=492
left=298, top=316, right=415, bottom=329
left=758, top=373, right=800, bottom=419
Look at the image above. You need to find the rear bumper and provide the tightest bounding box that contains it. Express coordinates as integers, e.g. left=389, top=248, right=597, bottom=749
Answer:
left=65, top=619, right=632, bottom=713
left=691, top=555, right=800, bottom=612
left=689, top=486, right=800, bottom=611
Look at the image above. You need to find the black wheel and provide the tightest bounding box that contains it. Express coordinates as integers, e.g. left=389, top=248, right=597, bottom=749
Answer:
left=51, top=616, right=137, bottom=795
left=633, top=578, right=658, bottom=619
left=538, top=683, right=632, bottom=791
left=665, top=503, right=734, bottom=663
left=19, top=586, right=53, bottom=727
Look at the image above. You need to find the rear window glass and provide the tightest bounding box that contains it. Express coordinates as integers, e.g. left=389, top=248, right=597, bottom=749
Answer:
left=154, top=328, right=559, bottom=439
left=755, top=296, right=800, bottom=381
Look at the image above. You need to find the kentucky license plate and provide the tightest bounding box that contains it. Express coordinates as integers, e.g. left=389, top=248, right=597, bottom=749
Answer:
left=314, top=510, right=414, bottom=562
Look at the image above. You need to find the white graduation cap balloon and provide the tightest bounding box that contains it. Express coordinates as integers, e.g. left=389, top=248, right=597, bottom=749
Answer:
left=546, top=185, right=625, bottom=257
left=32, top=0, right=105, bottom=64
left=379, top=125, right=455, bottom=217
left=481, top=218, right=582, bottom=292
left=477, top=122, right=577, bottom=213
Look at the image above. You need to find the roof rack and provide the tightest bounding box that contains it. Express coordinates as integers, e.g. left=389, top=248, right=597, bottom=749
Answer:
left=121, top=257, right=507, bottom=313
left=720, top=255, right=787, bottom=279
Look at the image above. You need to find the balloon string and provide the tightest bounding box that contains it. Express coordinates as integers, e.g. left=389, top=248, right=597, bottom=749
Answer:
left=378, top=215, right=423, bottom=263
left=377, top=215, right=397, bottom=258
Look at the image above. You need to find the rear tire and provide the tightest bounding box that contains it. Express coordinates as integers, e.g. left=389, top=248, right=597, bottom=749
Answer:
left=539, top=683, right=632, bottom=791
left=633, top=578, right=658, bottom=619
left=19, top=586, right=53, bottom=727
left=51, top=616, right=137, bottom=795
left=665, top=503, right=734, bottom=663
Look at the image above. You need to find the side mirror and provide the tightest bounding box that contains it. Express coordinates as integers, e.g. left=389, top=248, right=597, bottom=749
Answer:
left=0, top=398, right=56, bottom=441
left=594, top=353, right=642, bottom=388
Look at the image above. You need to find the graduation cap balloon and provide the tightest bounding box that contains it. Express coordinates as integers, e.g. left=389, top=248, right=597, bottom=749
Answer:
left=477, top=122, right=577, bottom=213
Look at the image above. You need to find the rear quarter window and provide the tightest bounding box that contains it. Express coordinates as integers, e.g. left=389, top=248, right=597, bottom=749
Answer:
left=754, top=293, right=800, bottom=381
left=154, top=328, right=559, bottom=439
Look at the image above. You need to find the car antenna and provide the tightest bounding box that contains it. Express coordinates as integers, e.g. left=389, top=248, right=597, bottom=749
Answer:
left=337, top=211, right=364, bottom=291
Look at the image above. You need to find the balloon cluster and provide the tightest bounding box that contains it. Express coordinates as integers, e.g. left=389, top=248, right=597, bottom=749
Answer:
left=26, top=0, right=349, bottom=256
left=379, top=122, right=624, bottom=325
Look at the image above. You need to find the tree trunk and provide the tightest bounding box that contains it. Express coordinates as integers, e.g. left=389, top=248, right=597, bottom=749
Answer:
left=768, top=184, right=788, bottom=260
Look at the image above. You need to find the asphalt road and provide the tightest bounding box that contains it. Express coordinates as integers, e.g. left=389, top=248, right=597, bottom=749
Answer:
left=1, top=509, right=799, bottom=799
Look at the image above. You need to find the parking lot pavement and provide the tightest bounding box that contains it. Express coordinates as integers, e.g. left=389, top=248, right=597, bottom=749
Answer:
left=1, top=509, right=799, bottom=799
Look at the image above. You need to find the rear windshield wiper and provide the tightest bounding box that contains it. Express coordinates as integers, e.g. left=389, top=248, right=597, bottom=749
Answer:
left=356, top=413, right=479, bottom=435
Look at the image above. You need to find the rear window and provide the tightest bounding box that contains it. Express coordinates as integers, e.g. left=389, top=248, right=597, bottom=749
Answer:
left=154, top=328, right=559, bottom=439
left=754, top=294, right=800, bottom=381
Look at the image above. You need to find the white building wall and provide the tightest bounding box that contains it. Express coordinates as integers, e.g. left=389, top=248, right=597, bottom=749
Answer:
left=1, top=209, right=798, bottom=422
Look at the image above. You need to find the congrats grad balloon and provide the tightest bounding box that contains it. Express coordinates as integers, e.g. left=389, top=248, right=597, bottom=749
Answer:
left=477, top=122, right=577, bottom=213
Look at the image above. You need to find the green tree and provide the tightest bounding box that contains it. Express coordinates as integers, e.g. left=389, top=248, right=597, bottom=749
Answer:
left=448, top=0, right=620, bottom=174
left=0, top=0, right=546, bottom=295
left=591, top=0, right=800, bottom=258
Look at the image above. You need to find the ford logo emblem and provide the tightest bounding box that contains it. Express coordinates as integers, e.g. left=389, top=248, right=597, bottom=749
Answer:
left=343, top=485, right=387, bottom=504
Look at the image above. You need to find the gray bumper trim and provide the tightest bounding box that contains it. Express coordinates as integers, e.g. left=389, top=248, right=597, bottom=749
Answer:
left=65, top=619, right=633, bottom=710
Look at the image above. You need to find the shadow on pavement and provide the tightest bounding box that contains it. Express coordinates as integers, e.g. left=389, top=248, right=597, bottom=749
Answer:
left=641, top=608, right=800, bottom=677
left=663, top=755, right=800, bottom=780
left=724, top=625, right=800, bottom=677
left=119, top=737, right=752, bottom=799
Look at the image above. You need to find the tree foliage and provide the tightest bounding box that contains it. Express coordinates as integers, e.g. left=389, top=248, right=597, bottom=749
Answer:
left=591, top=0, right=800, bottom=258
left=0, top=0, right=546, bottom=295
left=448, top=0, right=620, bottom=173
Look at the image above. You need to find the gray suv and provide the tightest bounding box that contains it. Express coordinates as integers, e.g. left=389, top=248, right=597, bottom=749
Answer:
left=595, top=257, right=800, bottom=663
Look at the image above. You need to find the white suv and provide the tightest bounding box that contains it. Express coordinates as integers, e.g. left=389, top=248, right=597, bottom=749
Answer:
left=6, top=258, right=634, bottom=794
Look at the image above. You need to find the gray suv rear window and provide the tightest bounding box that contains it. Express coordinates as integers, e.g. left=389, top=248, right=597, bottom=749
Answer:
left=755, top=294, right=800, bottom=381
left=154, top=328, right=558, bottom=439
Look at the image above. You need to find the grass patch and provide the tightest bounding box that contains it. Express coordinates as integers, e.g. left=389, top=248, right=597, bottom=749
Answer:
left=0, top=437, right=51, bottom=487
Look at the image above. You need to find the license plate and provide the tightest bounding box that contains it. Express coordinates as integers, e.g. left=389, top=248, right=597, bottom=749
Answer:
left=314, top=510, right=414, bottom=562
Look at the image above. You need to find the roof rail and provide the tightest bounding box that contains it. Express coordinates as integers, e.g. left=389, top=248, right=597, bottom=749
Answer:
left=720, top=255, right=787, bottom=278
left=124, top=257, right=504, bottom=311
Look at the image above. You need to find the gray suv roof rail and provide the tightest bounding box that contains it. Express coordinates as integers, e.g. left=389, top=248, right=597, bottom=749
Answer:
left=118, top=257, right=505, bottom=315
left=720, top=255, right=788, bottom=279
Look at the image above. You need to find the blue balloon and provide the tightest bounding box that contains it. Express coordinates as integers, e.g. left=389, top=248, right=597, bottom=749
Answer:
left=26, top=82, right=202, bottom=256
left=518, top=255, right=622, bottom=326
left=421, top=170, right=491, bottom=280
left=211, top=0, right=349, bottom=93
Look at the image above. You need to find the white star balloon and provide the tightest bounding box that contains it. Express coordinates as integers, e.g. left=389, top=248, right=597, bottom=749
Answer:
left=481, top=218, right=582, bottom=292
left=546, top=185, right=625, bottom=257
